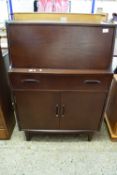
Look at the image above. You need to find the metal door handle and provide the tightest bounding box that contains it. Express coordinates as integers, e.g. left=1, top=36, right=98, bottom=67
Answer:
left=84, top=80, right=101, bottom=84
left=21, top=79, right=40, bottom=84
left=56, top=104, right=59, bottom=118
left=61, top=104, right=65, bottom=117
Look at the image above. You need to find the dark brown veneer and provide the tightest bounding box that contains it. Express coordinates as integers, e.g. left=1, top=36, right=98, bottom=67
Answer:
left=6, top=21, right=115, bottom=141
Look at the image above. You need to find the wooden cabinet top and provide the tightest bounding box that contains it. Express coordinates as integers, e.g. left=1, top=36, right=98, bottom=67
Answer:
left=7, top=20, right=116, bottom=26
left=9, top=68, right=113, bottom=75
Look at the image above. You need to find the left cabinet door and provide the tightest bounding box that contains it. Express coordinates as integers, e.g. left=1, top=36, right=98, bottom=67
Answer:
left=14, top=91, right=60, bottom=130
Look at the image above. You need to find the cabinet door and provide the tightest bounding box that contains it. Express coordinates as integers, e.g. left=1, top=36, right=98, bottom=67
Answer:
left=15, top=91, right=60, bottom=130
left=60, top=92, right=107, bottom=130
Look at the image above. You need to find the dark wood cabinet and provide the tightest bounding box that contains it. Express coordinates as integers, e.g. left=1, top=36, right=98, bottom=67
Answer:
left=13, top=90, right=107, bottom=131
left=7, top=21, right=115, bottom=140
left=0, top=47, right=15, bottom=139
left=9, top=69, right=112, bottom=140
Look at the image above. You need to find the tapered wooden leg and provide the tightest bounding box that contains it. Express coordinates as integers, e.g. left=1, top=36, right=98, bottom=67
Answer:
left=88, top=133, right=93, bottom=141
left=25, top=131, right=31, bottom=141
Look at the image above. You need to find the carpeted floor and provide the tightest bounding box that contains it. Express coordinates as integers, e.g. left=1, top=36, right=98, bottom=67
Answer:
left=0, top=122, right=117, bottom=175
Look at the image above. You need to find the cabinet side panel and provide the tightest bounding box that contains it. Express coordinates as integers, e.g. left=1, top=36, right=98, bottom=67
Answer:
left=0, top=47, right=15, bottom=138
left=106, top=77, right=117, bottom=130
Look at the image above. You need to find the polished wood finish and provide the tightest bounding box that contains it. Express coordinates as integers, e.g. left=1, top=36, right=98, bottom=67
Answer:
left=60, top=92, right=107, bottom=130
left=9, top=68, right=113, bottom=74
left=7, top=22, right=115, bottom=69
left=0, top=47, right=15, bottom=139
left=13, top=13, right=107, bottom=23
left=15, top=91, right=60, bottom=130
left=105, top=75, right=117, bottom=140
left=0, top=129, right=9, bottom=139
left=10, top=70, right=112, bottom=141
left=6, top=22, right=115, bottom=140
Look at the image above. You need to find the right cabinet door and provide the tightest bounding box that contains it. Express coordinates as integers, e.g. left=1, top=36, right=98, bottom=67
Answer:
left=60, top=92, right=107, bottom=130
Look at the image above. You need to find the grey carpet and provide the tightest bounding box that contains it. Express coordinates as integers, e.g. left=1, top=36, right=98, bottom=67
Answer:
left=0, top=122, right=117, bottom=175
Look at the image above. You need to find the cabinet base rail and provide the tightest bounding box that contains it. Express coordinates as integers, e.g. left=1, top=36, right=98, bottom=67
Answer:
left=23, top=130, right=95, bottom=141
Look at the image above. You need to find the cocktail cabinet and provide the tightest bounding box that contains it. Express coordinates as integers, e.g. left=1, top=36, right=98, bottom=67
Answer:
left=7, top=22, right=116, bottom=140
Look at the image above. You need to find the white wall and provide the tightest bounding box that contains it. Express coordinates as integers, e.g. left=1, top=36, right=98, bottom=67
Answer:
left=71, top=0, right=92, bottom=13
left=71, top=0, right=117, bottom=19
left=0, top=0, right=8, bottom=22
left=5, top=0, right=92, bottom=13
left=95, top=1, right=117, bottom=19
left=12, top=0, right=34, bottom=12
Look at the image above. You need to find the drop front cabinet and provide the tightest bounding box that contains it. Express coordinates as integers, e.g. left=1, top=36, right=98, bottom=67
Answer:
left=6, top=21, right=116, bottom=141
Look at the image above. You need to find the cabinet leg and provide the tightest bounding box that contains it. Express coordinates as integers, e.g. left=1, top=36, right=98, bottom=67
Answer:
left=88, top=133, right=93, bottom=141
left=25, top=131, right=31, bottom=141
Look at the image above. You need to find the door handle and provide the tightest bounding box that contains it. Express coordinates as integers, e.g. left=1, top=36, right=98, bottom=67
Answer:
left=84, top=80, right=101, bottom=85
left=21, top=79, right=40, bottom=84
left=56, top=104, right=59, bottom=118
left=61, top=104, right=65, bottom=117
